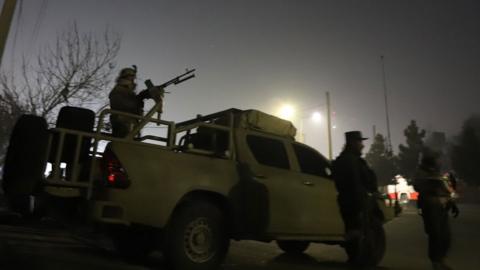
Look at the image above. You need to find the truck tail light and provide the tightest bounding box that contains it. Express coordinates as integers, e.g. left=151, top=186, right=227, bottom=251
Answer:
left=101, top=148, right=130, bottom=189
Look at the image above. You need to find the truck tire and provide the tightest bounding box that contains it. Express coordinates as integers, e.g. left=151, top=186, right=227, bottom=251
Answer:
left=109, top=225, right=155, bottom=261
left=345, top=219, right=386, bottom=267
left=165, top=201, right=229, bottom=270
left=2, top=114, right=49, bottom=216
left=276, top=240, right=310, bottom=254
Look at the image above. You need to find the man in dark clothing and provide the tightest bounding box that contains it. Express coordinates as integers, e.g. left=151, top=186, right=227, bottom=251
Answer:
left=333, top=131, right=378, bottom=232
left=332, top=131, right=381, bottom=264
left=413, top=150, right=459, bottom=270
left=109, top=66, right=151, bottom=137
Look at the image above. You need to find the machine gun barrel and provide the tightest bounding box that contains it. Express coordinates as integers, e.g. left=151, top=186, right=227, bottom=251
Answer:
left=175, top=73, right=195, bottom=84
left=158, top=68, right=196, bottom=88
left=143, top=68, right=196, bottom=124
left=144, top=68, right=195, bottom=92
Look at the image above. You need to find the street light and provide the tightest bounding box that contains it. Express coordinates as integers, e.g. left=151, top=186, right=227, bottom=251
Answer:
left=311, top=111, right=322, bottom=123
left=275, top=104, right=319, bottom=142
left=278, top=104, right=295, bottom=121
left=274, top=92, right=333, bottom=160
left=298, top=110, right=324, bottom=144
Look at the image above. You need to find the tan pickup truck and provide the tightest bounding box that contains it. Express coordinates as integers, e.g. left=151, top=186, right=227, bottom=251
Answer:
left=2, top=100, right=394, bottom=270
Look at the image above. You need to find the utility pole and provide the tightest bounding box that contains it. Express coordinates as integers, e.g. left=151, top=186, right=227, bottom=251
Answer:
left=326, top=91, right=333, bottom=160
left=381, top=55, right=392, bottom=152
left=0, top=0, right=17, bottom=67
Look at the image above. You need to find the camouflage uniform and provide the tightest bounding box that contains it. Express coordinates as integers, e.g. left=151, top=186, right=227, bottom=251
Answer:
left=413, top=153, right=458, bottom=270
left=109, top=68, right=150, bottom=138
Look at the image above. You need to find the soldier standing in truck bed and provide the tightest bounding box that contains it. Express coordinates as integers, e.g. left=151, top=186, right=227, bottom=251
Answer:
left=109, top=66, right=150, bottom=137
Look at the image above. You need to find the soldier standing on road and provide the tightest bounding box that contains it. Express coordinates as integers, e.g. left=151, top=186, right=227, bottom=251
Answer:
left=109, top=66, right=151, bottom=137
left=413, top=149, right=459, bottom=270
left=332, top=131, right=381, bottom=264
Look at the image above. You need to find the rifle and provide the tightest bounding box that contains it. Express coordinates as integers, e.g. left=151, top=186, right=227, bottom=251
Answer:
left=144, top=68, right=196, bottom=122
left=144, top=68, right=196, bottom=92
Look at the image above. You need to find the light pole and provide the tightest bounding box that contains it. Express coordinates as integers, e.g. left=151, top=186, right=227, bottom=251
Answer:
left=381, top=55, right=392, bottom=152
left=326, top=91, right=333, bottom=160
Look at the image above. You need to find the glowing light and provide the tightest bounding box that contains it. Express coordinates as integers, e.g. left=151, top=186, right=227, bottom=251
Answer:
left=311, top=112, right=322, bottom=123
left=108, top=174, right=116, bottom=183
left=278, top=104, right=295, bottom=120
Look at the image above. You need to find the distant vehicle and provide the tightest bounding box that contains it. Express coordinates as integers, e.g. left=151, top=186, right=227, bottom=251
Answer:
left=1, top=80, right=396, bottom=270
left=385, top=175, right=418, bottom=205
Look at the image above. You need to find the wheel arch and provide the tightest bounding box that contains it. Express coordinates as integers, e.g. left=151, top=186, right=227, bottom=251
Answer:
left=169, top=189, right=233, bottom=233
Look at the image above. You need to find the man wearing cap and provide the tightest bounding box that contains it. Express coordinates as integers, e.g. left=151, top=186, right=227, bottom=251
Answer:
left=109, top=67, right=151, bottom=137
left=332, top=131, right=380, bottom=263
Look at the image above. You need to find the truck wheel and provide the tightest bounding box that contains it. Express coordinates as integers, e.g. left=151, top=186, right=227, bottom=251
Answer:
left=165, top=201, right=229, bottom=270
left=2, top=114, right=49, bottom=216
left=109, top=225, right=155, bottom=261
left=276, top=240, right=310, bottom=254
left=345, top=219, right=386, bottom=267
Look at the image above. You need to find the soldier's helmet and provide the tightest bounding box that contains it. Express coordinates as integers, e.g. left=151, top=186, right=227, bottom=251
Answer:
left=119, top=67, right=137, bottom=79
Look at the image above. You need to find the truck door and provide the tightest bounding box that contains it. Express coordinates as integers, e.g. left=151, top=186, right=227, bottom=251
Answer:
left=237, top=132, right=306, bottom=234
left=290, top=143, right=344, bottom=236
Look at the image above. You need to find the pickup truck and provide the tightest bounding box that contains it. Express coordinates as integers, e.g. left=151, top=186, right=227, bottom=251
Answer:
left=2, top=98, right=394, bottom=270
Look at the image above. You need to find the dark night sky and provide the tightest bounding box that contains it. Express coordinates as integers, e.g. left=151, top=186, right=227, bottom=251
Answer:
left=2, top=0, right=480, bottom=156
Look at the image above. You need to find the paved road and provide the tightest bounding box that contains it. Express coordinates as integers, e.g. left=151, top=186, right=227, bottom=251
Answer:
left=0, top=204, right=479, bottom=270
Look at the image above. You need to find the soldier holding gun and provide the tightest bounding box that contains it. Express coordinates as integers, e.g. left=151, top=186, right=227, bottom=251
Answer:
left=109, top=67, right=195, bottom=137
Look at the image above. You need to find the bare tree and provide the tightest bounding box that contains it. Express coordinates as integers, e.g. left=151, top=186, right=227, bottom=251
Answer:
left=2, top=22, right=120, bottom=117
left=0, top=23, right=121, bottom=161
